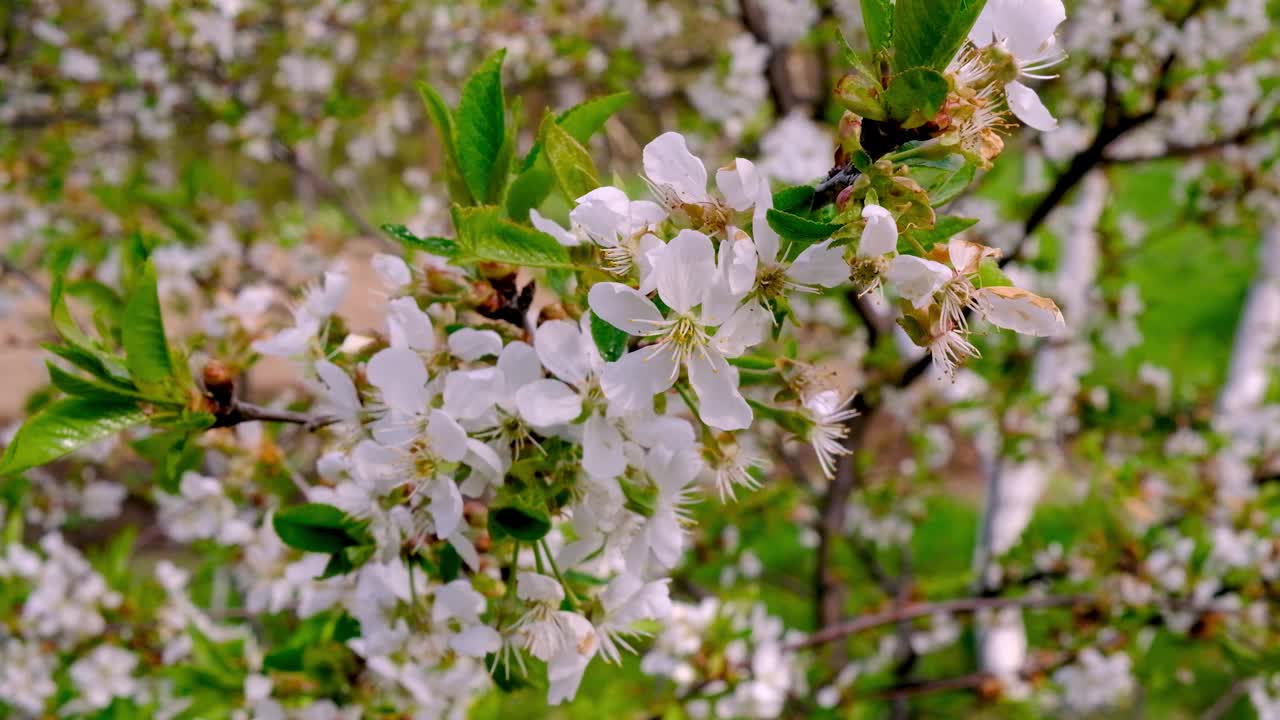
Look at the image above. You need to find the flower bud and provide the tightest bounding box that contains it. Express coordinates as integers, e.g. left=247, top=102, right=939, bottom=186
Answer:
left=834, top=72, right=887, bottom=122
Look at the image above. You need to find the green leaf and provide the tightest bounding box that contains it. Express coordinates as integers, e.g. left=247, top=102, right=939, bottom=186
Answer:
left=908, top=154, right=977, bottom=206
left=893, top=0, right=988, bottom=72
left=273, top=503, right=369, bottom=554
left=439, top=543, right=462, bottom=582
left=121, top=262, right=175, bottom=395
left=541, top=114, right=600, bottom=201
left=187, top=624, right=245, bottom=687
left=46, top=362, right=146, bottom=403
left=975, top=258, right=1013, bottom=288
left=772, top=184, right=816, bottom=213
left=728, top=355, right=777, bottom=372
left=0, top=398, right=147, bottom=475
left=862, top=0, right=895, bottom=53
left=381, top=223, right=460, bottom=257
left=65, top=279, right=124, bottom=337
left=489, top=505, right=552, bottom=542
left=507, top=92, right=630, bottom=221
left=903, top=215, right=979, bottom=252
left=505, top=164, right=556, bottom=225
left=554, top=92, right=631, bottom=149
left=834, top=69, right=887, bottom=121
left=48, top=257, right=120, bottom=378
left=766, top=209, right=843, bottom=243
left=455, top=50, right=508, bottom=205
left=417, top=81, right=473, bottom=205
left=452, top=205, right=573, bottom=269
left=43, top=343, right=133, bottom=389
left=478, top=223, right=573, bottom=269
left=133, top=429, right=203, bottom=493
left=590, top=312, right=629, bottom=362
left=884, top=67, right=949, bottom=126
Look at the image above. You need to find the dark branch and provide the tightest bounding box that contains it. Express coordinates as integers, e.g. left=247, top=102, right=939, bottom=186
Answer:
left=1201, top=680, right=1249, bottom=720
left=790, top=593, right=1089, bottom=651
left=271, top=138, right=384, bottom=243
left=212, top=400, right=339, bottom=432
left=1108, top=116, right=1280, bottom=165
left=738, top=0, right=799, bottom=115
left=1, top=256, right=46, bottom=295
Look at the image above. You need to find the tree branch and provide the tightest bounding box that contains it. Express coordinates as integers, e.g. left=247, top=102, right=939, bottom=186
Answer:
left=1108, top=116, right=1280, bottom=165
left=270, top=138, right=384, bottom=243
left=211, top=400, right=339, bottom=432
left=813, top=393, right=874, bottom=662
left=738, top=0, right=798, bottom=114
left=1201, top=680, right=1249, bottom=720
left=790, top=593, right=1089, bottom=651
left=1, top=256, right=46, bottom=295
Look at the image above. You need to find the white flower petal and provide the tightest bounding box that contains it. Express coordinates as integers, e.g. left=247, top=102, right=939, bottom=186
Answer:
left=530, top=210, right=581, bottom=247
left=626, top=201, right=668, bottom=233
left=715, top=158, right=765, bottom=212
left=517, top=572, right=565, bottom=603
left=1006, top=81, right=1058, bottom=132
left=387, top=297, right=435, bottom=351
left=752, top=203, right=782, bottom=265
left=656, top=229, right=715, bottom=314
left=448, top=532, right=481, bottom=571
left=429, top=478, right=464, bottom=539
left=433, top=579, right=484, bottom=624
left=515, top=379, right=583, bottom=427
left=251, top=319, right=320, bottom=357
left=788, top=240, right=850, bottom=288
left=859, top=204, right=899, bottom=256
left=451, top=625, right=502, bottom=657
left=448, top=328, right=503, bottom=361
left=463, top=438, right=508, bottom=489
left=978, top=286, right=1067, bottom=337
left=600, top=345, right=679, bottom=413
left=687, top=350, right=751, bottom=431
left=570, top=186, right=631, bottom=244
left=886, top=255, right=953, bottom=309
left=546, top=614, right=597, bottom=705
left=582, top=412, right=627, bottom=480
left=443, top=367, right=501, bottom=420
left=627, top=414, right=696, bottom=450
left=314, top=360, right=359, bottom=421
left=371, top=254, right=411, bottom=291
left=720, top=233, right=759, bottom=297
left=498, top=341, right=542, bottom=393
left=636, top=234, right=665, bottom=296
left=427, top=409, right=468, bottom=463
left=304, top=271, right=350, bottom=319
left=712, top=301, right=771, bottom=358
left=643, top=132, right=709, bottom=205
left=367, top=347, right=429, bottom=416
left=998, top=0, right=1067, bottom=60
left=534, top=320, right=590, bottom=387
left=588, top=282, right=664, bottom=336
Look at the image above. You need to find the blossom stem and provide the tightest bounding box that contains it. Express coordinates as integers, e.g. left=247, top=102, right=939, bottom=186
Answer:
left=882, top=139, right=943, bottom=164
left=674, top=383, right=699, bottom=417
left=539, top=539, right=580, bottom=609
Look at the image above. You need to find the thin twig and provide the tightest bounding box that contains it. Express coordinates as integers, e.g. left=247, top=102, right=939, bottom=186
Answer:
left=214, top=400, right=339, bottom=432
left=0, top=256, right=46, bottom=295
left=790, top=593, right=1088, bottom=651
left=1108, top=116, right=1280, bottom=165
left=270, top=138, right=385, bottom=244
left=1202, top=680, right=1250, bottom=720
left=813, top=394, right=873, bottom=667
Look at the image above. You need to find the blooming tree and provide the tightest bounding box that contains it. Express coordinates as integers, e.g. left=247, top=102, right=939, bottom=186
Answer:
left=3, top=0, right=1280, bottom=718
